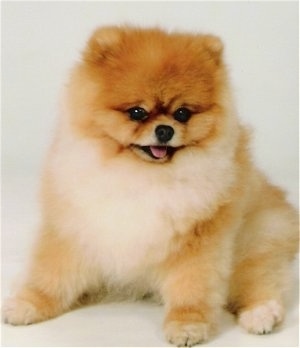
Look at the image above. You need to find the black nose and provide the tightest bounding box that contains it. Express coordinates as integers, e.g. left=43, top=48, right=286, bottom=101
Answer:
left=155, top=125, right=174, bottom=143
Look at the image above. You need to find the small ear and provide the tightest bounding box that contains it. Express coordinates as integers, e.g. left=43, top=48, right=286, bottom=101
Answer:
left=82, top=26, right=123, bottom=64
left=202, top=34, right=224, bottom=64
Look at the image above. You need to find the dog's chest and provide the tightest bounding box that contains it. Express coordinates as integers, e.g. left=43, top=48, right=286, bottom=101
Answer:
left=51, top=138, right=234, bottom=282
left=70, top=168, right=200, bottom=280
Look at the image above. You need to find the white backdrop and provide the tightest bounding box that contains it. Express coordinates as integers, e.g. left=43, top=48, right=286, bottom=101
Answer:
left=2, top=2, right=299, bottom=347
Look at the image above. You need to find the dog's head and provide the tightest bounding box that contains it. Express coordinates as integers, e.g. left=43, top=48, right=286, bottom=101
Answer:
left=68, top=26, right=231, bottom=163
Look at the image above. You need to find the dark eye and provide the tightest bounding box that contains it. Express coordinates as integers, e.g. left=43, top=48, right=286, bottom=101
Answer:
left=173, top=107, right=192, bottom=123
left=127, top=107, right=148, bottom=121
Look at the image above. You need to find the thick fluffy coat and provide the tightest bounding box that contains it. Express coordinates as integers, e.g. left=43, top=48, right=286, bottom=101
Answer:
left=3, top=27, right=298, bottom=346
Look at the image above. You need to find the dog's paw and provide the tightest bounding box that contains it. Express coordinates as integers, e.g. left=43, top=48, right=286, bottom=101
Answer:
left=2, top=297, right=41, bottom=325
left=238, top=300, right=283, bottom=334
left=164, top=320, right=210, bottom=347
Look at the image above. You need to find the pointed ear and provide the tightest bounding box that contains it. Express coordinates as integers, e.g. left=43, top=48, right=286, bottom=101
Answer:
left=202, top=34, right=224, bottom=65
left=82, top=26, right=123, bottom=64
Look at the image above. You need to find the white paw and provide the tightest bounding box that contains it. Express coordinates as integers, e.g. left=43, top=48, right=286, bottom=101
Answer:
left=2, top=297, right=40, bottom=325
left=164, top=321, right=210, bottom=347
left=238, top=300, right=283, bottom=334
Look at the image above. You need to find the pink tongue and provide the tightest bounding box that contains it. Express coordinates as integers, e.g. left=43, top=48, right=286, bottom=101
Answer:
left=150, top=146, right=167, bottom=159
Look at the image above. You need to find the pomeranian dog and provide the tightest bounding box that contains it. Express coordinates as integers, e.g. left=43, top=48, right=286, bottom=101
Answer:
left=3, top=26, right=299, bottom=346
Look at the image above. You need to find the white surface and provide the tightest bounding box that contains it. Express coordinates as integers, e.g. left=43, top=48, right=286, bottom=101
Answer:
left=1, top=1, right=299, bottom=347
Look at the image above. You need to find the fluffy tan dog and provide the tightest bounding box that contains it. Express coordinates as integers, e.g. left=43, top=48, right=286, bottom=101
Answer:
left=3, top=26, right=299, bottom=346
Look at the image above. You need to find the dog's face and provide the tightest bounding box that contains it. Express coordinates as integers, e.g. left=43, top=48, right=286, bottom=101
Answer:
left=70, top=27, right=228, bottom=163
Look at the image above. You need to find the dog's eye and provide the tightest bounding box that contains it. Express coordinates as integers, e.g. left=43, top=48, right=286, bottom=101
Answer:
left=173, top=107, right=192, bottom=123
left=127, top=107, right=148, bottom=121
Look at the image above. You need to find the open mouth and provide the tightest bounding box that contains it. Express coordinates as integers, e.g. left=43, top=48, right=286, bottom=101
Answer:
left=132, top=145, right=180, bottom=160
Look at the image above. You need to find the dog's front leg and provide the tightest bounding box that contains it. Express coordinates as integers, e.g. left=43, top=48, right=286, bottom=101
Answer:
left=160, top=211, right=236, bottom=346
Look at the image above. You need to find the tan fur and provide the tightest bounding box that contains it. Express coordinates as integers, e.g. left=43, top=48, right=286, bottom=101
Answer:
left=3, top=26, right=298, bottom=346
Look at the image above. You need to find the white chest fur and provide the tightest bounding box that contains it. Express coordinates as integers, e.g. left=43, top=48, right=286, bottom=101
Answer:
left=47, top=129, right=236, bottom=285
